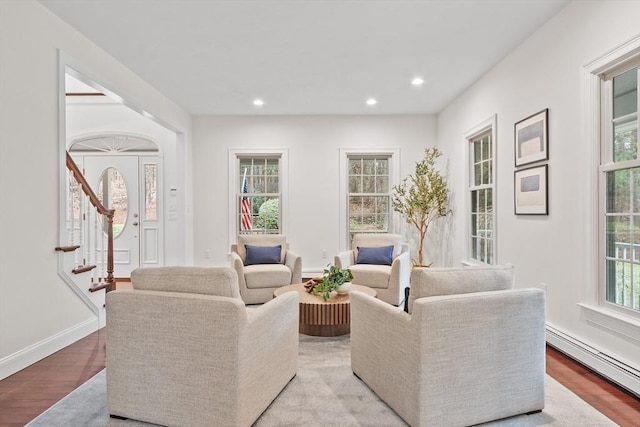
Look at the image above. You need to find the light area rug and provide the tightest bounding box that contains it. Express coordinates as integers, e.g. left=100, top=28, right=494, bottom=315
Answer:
left=27, top=334, right=616, bottom=427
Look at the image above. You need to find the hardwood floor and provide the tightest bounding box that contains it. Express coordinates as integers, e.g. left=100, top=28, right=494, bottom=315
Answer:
left=0, top=329, right=638, bottom=426
left=0, top=328, right=106, bottom=427
left=545, top=345, right=640, bottom=427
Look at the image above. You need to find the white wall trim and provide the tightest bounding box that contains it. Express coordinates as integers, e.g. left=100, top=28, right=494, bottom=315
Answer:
left=65, top=130, right=162, bottom=152
left=546, top=323, right=640, bottom=397
left=338, top=147, right=401, bottom=251
left=583, top=34, right=640, bottom=75
left=227, top=148, right=289, bottom=250
left=462, top=115, right=497, bottom=265
left=57, top=256, right=100, bottom=317
left=303, top=268, right=325, bottom=278
left=581, top=35, right=640, bottom=323
left=581, top=43, right=603, bottom=309
left=0, top=317, right=98, bottom=380
left=60, top=51, right=186, bottom=135
left=578, top=303, right=640, bottom=344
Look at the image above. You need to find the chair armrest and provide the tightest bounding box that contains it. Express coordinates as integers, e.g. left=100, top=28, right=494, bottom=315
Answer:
left=334, top=250, right=354, bottom=268
left=284, top=250, right=302, bottom=283
left=230, top=252, right=249, bottom=300
left=350, top=291, right=416, bottom=420
left=245, top=290, right=299, bottom=332
left=239, top=291, right=299, bottom=422
left=350, top=292, right=412, bottom=371
left=389, top=250, right=411, bottom=303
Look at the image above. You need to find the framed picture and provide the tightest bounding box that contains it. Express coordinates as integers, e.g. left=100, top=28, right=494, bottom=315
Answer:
left=514, top=108, right=548, bottom=167
left=514, top=165, right=548, bottom=215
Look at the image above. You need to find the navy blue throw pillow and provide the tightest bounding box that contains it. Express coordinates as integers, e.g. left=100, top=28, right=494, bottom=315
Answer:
left=245, top=245, right=282, bottom=266
left=356, top=245, right=394, bottom=266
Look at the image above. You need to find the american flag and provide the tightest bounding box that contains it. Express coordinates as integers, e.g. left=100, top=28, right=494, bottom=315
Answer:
left=241, top=170, right=252, bottom=231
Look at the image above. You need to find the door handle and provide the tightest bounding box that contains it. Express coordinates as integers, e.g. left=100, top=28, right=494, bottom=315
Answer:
left=133, top=222, right=139, bottom=226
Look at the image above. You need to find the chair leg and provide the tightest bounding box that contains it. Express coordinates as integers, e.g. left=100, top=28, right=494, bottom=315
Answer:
left=403, top=287, right=410, bottom=312
left=110, top=414, right=129, bottom=420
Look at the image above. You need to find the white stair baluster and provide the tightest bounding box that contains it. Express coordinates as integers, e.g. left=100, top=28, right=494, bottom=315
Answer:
left=90, top=206, right=96, bottom=283
left=68, top=173, right=74, bottom=246
left=101, top=213, right=106, bottom=283
left=76, top=182, right=84, bottom=270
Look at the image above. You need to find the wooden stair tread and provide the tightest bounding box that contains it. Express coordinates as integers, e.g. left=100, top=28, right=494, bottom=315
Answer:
left=72, top=265, right=97, bottom=274
left=89, top=282, right=109, bottom=292
left=55, top=245, right=81, bottom=252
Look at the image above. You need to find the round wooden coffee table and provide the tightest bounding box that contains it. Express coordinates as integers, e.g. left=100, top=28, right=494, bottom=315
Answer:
left=274, top=283, right=377, bottom=337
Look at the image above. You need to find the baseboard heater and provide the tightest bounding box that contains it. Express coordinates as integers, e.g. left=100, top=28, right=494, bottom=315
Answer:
left=546, top=324, right=640, bottom=398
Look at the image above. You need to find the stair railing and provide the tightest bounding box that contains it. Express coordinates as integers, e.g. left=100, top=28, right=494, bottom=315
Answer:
left=64, top=152, right=115, bottom=292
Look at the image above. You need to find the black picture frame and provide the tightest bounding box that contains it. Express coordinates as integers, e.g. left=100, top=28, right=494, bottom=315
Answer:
left=514, top=109, right=548, bottom=167
left=514, top=164, right=548, bottom=215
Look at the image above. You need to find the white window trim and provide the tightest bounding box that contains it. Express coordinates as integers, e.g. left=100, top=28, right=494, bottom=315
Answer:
left=464, top=115, right=497, bottom=265
left=338, top=148, right=400, bottom=251
left=582, top=34, right=640, bottom=333
left=227, top=148, right=289, bottom=249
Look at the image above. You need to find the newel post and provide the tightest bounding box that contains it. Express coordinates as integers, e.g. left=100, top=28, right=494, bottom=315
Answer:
left=105, top=209, right=115, bottom=292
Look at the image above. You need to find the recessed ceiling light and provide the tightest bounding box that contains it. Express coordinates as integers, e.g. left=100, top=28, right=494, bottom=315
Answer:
left=253, top=98, right=264, bottom=107
left=411, top=77, right=424, bottom=86
left=366, top=98, right=377, bottom=106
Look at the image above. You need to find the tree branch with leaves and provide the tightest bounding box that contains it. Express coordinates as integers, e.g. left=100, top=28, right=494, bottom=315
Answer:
left=392, top=147, right=451, bottom=267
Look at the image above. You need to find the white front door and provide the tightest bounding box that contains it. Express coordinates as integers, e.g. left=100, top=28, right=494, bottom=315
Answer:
left=83, top=155, right=141, bottom=277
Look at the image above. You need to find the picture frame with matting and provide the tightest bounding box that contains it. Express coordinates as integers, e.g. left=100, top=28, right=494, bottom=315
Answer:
left=514, top=164, right=548, bottom=215
left=514, top=109, right=548, bottom=167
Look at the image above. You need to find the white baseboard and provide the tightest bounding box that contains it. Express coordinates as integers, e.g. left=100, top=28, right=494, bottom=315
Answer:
left=0, top=317, right=98, bottom=380
left=302, top=269, right=324, bottom=278
left=546, top=323, right=640, bottom=397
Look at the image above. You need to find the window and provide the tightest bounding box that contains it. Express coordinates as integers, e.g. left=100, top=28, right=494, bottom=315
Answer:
left=466, top=117, right=496, bottom=264
left=347, top=156, right=391, bottom=243
left=339, top=149, right=399, bottom=249
left=97, top=166, right=128, bottom=238
left=236, top=156, right=281, bottom=234
left=600, top=59, right=640, bottom=313
left=144, top=164, right=157, bottom=221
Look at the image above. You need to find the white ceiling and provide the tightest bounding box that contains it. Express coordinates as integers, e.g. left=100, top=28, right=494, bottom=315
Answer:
left=39, top=0, right=569, bottom=116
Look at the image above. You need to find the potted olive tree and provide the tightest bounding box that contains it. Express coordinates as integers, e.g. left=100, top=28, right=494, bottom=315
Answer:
left=392, top=147, right=451, bottom=267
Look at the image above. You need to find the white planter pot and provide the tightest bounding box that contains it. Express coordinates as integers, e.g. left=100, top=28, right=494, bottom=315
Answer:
left=336, top=281, right=352, bottom=294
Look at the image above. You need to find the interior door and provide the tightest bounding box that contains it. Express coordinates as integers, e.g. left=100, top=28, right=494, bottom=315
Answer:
left=83, top=155, right=140, bottom=277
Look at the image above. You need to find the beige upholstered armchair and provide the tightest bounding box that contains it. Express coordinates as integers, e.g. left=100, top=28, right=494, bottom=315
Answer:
left=106, top=266, right=299, bottom=427
left=334, top=233, right=410, bottom=306
left=231, top=234, right=302, bottom=304
left=351, top=265, right=546, bottom=427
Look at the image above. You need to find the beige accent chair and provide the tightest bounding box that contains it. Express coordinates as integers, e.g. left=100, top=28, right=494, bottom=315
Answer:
left=106, top=266, right=299, bottom=427
left=351, top=265, right=546, bottom=427
left=231, top=234, right=302, bottom=304
left=334, top=233, right=410, bottom=306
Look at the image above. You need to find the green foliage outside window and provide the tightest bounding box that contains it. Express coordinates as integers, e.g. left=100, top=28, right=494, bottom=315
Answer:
left=257, top=198, right=279, bottom=230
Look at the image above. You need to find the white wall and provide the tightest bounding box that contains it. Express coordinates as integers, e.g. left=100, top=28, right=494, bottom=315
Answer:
left=0, top=0, right=191, bottom=378
left=437, top=0, right=640, bottom=390
left=192, top=115, right=436, bottom=274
